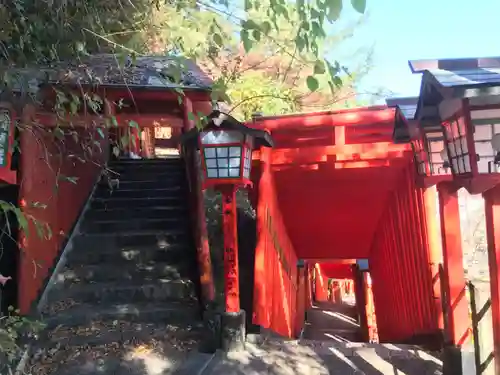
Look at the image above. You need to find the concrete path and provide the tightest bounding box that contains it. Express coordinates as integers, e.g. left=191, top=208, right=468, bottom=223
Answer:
left=304, top=302, right=361, bottom=342
left=199, top=301, right=442, bottom=374
left=201, top=340, right=443, bottom=375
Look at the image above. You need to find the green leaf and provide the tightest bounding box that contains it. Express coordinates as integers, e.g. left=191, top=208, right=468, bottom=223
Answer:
left=128, top=120, right=139, bottom=129
left=261, top=21, right=272, bottom=35
left=326, top=0, right=343, bottom=21
left=96, top=128, right=105, bottom=139
left=13, top=208, right=29, bottom=237
left=187, top=112, right=196, bottom=121
left=351, top=0, right=366, bottom=13
left=241, top=20, right=260, bottom=30
left=314, top=60, right=326, bottom=74
left=252, top=29, right=261, bottom=42
left=244, top=0, right=252, bottom=11
left=312, top=21, right=326, bottom=38
left=241, top=30, right=253, bottom=53
left=306, top=76, right=319, bottom=92
left=213, top=33, right=223, bottom=47
left=59, top=175, right=79, bottom=184
left=295, top=35, right=306, bottom=52
left=53, top=127, right=65, bottom=140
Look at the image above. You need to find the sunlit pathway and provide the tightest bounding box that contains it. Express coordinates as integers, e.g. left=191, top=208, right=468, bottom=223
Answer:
left=200, top=340, right=443, bottom=375
left=198, top=300, right=443, bottom=374
left=303, top=301, right=361, bottom=343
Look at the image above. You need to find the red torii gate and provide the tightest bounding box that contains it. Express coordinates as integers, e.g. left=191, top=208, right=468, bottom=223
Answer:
left=250, top=106, right=442, bottom=345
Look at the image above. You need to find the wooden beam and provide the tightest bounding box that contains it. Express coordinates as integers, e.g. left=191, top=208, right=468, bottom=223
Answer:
left=270, top=144, right=407, bottom=165
left=34, top=113, right=184, bottom=128
left=253, top=107, right=396, bottom=131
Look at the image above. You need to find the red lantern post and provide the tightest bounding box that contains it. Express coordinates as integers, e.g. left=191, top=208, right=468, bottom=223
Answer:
left=392, top=100, right=469, bottom=372
left=440, top=99, right=500, bottom=374
left=181, top=110, right=273, bottom=351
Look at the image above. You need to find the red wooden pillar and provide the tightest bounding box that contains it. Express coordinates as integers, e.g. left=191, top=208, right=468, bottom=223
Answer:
left=483, top=185, right=500, bottom=374
left=315, top=264, right=328, bottom=302
left=437, top=182, right=470, bottom=346
left=424, top=186, right=444, bottom=331
left=364, top=272, right=379, bottom=343
left=182, top=98, right=215, bottom=304
left=220, top=185, right=240, bottom=313
left=306, top=264, right=313, bottom=309
left=295, top=266, right=306, bottom=337
left=353, top=266, right=369, bottom=340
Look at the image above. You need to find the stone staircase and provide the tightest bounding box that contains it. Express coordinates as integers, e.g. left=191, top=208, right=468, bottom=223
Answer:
left=30, top=158, right=204, bottom=375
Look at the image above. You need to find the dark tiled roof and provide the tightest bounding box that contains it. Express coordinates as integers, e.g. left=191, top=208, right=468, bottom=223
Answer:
left=425, top=68, right=500, bottom=88
left=409, top=56, right=500, bottom=74
left=385, top=97, right=418, bottom=120
left=8, top=54, right=213, bottom=93
left=408, top=57, right=500, bottom=100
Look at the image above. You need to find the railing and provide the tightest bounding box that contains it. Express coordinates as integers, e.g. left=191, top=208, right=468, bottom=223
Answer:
left=467, top=280, right=495, bottom=375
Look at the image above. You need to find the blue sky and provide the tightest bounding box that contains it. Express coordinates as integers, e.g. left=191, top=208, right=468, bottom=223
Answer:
left=341, top=0, right=500, bottom=102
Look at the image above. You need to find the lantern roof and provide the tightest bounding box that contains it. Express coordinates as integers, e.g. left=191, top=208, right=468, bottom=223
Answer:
left=2, top=54, right=213, bottom=95
left=409, top=57, right=500, bottom=112
left=409, top=56, right=500, bottom=74
left=180, top=110, right=274, bottom=149
left=384, top=100, right=415, bottom=144
left=385, top=97, right=418, bottom=120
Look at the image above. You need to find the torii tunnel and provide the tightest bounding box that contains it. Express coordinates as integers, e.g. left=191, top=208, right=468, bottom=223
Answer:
left=249, top=106, right=450, bottom=346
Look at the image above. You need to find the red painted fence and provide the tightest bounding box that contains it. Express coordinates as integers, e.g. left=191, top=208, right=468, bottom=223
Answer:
left=253, top=148, right=301, bottom=338
left=369, top=159, right=438, bottom=342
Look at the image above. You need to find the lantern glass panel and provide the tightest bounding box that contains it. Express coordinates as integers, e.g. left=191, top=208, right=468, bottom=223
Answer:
left=243, top=147, right=252, bottom=178
left=411, top=138, right=428, bottom=176
left=200, top=130, right=244, bottom=145
left=204, top=145, right=243, bottom=179
left=471, top=109, right=500, bottom=173
left=444, top=118, right=471, bottom=174
left=424, top=131, right=449, bottom=176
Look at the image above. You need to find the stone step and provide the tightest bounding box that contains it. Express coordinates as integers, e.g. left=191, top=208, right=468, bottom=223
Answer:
left=84, top=206, right=189, bottom=221
left=40, top=300, right=200, bottom=328
left=54, top=261, right=193, bottom=286
left=94, top=185, right=185, bottom=199
left=108, top=158, right=183, bottom=168
left=98, top=173, right=186, bottom=188
left=67, top=239, right=193, bottom=266
left=81, top=217, right=190, bottom=233
left=71, top=230, right=191, bottom=250
left=38, top=320, right=202, bottom=350
left=90, top=196, right=186, bottom=209
left=107, top=168, right=185, bottom=181
left=29, top=320, right=202, bottom=375
left=47, top=279, right=197, bottom=305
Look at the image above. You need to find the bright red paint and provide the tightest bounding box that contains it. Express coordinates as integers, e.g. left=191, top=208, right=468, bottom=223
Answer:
left=182, top=96, right=215, bottom=304
left=19, top=124, right=107, bottom=313
left=250, top=107, right=440, bottom=343
left=319, top=263, right=354, bottom=279
left=17, top=88, right=216, bottom=313
left=253, top=147, right=299, bottom=338
left=220, top=186, right=241, bottom=313
left=438, top=182, right=471, bottom=346
left=483, top=185, right=500, bottom=375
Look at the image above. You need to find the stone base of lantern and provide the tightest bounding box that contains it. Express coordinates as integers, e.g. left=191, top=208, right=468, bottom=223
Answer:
left=220, top=310, right=246, bottom=352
